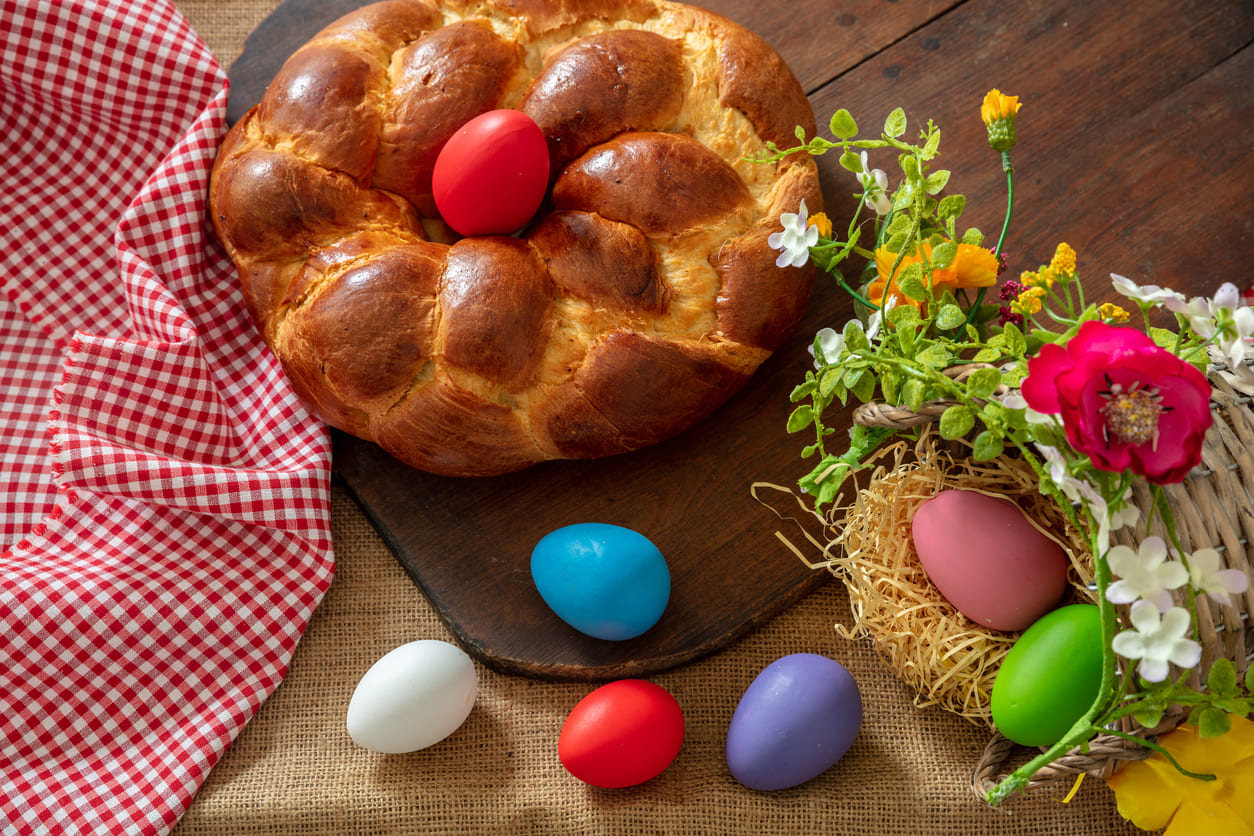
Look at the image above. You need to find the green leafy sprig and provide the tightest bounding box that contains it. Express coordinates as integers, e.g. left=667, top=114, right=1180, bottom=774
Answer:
left=755, top=108, right=976, bottom=309
left=759, top=108, right=1014, bottom=508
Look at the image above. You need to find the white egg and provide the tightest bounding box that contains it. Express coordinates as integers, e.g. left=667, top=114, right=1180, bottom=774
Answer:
left=345, top=639, right=478, bottom=754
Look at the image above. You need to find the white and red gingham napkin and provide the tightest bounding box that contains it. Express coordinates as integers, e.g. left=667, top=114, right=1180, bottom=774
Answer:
left=0, top=2, right=335, bottom=833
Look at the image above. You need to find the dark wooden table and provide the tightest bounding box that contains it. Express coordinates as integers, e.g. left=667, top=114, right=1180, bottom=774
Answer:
left=230, top=0, right=1254, bottom=680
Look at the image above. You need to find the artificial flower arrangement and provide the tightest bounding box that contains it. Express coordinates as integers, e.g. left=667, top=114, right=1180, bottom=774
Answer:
left=758, top=91, right=1254, bottom=823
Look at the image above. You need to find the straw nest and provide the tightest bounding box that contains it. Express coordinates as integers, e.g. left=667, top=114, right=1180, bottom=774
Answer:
left=817, top=429, right=1095, bottom=726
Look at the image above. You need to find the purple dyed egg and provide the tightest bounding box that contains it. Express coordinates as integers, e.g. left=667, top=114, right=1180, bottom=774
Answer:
left=725, top=653, right=862, bottom=791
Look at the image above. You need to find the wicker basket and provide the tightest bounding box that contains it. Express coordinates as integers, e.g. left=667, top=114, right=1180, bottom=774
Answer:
left=842, top=349, right=1254, bottom=799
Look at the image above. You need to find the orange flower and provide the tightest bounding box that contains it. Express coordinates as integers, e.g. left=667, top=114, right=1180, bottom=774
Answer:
left=980, top=89, right=1022, bottom=126
left=981, top=89, right=1022, bottom=153
left=869, top=242, right=999, bottom=308
left=808, top=211, right=833, bottom=239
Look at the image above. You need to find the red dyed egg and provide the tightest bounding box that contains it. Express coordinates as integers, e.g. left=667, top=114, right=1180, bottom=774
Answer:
left=432, top=109, right=550, bottom=237
left=558, top=679, right=684, bottom=788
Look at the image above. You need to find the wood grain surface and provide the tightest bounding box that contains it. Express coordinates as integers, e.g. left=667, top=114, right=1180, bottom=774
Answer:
left=226, top=0, right=1254, bottom=680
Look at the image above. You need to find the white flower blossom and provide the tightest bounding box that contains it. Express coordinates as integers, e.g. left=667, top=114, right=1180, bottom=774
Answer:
left=865, top=295, right=895, bottom=340
left=1165, top=294, right=1216, bottom=339
left=856, top=152, right=892, bottom=215
left=1084, top=488, right=1120, bottom=552
left=1003, top=391, right=1052, bottom=425
left=1106, top=536, right=1188, bottom=612
left=1213, top=283, right=1242, bottom=308
left=1110, top=273, right=1186, bottom=307
left=1086, top=485, right=1141, bottom=556
left=1108, top=501, right=1141, bottom=538
left=1187, top=547, right=1250, bottom=605
left=767, top=199, right=819, bottom=269
left=811, top=298, right=894, bottom=370
left=1111, top=600, right=1202, bottom=682
left=809, top=327, right=845, bottom=368
left=1033, top=454, right=1137, bottom=554
left=1035, top=444, right=1090, bottom=505
left=1205, top=282, right=1254, bottom=370
left=1028, top=441, right=1138, bottom=551
left=1152, top=283, right=1254, bottom=369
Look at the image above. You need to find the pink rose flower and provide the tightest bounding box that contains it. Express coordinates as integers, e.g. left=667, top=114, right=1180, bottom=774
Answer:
left=1021, top=320, right=1212, bottom=483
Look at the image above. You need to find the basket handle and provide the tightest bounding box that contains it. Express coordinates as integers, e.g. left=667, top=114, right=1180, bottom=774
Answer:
left=970, top=729, right=1159, bottom=800
left=853, top=362, right=1008, bottom=429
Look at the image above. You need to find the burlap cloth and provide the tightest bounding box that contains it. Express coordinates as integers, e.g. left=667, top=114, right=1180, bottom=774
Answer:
left=169, top=2, right=1140, bottom=833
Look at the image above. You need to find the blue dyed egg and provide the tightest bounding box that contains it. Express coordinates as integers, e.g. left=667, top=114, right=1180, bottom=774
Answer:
left=726, top=654, right=862, bottom=791
left=530, top=523, right=670, bottom=640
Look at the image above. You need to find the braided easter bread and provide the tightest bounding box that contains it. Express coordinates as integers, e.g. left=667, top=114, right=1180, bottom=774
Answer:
left=209, top=0, right=820, bottom=476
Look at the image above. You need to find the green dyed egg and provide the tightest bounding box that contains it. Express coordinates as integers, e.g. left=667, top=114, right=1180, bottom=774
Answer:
left=991, top=604, right=1104, bottom=747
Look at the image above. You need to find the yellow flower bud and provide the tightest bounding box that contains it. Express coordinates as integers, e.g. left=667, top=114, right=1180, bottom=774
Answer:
left=1011, top=286, right=1046, bottom=315
left=981, top=90, right=1022, bottom=125
left=1049, top=242, right=1077, bottom=277
left=1021, top=268, right=1055, bottom=289
left=1099, top=302, right=1130, bottom=323
left=981, top=89, right=1022, bottom=153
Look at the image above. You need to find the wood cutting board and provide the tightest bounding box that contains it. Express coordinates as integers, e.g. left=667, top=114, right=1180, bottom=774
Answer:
left=226, top=0, right=857, bottom=681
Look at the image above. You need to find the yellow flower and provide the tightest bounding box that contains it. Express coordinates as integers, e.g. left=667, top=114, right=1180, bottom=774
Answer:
left=981, top=89, right=1022, bottom=153
left=1108, top=715, right=1254, bottom=835
left=869, top=242, right=999, bottom=308
left=808, top=211, right=833, bottom=239
left=1011, top=286, right=1047, bottom=315
left=1050, top=242, right=1077, bottom=277
left=1022, top=268, right=1056, bottom=289
left=981, top=89, right=1022, bottom=125
left=1099, top=302, right=1130, bottom=323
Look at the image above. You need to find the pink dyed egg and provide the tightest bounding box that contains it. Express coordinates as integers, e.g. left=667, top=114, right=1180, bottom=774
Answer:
left=911, top=489, right=1068, bottom=631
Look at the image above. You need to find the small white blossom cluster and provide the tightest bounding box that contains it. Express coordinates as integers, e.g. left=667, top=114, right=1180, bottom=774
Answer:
left=1027, top=438, right=1140, bottom=553
left=808, top=296, right=895, bottom=369
left=1112, top=274, right=1254, bottom=371
left=1106, top=536, right=1247, bottom=682
left=767, top=153, right=895, bottom=269
left=1035, top=448, right=1248, bottom=684
left=855, top=152, right=892, bottom=215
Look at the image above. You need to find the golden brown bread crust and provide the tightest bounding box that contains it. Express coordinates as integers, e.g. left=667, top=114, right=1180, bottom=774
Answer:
left=522, top=29, right=684, bottom=170
left=209, top=0, right=820, bottom=477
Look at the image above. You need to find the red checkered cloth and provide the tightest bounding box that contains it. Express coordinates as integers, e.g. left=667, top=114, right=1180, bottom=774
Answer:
left=0, top=1, right=334, bottom=833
